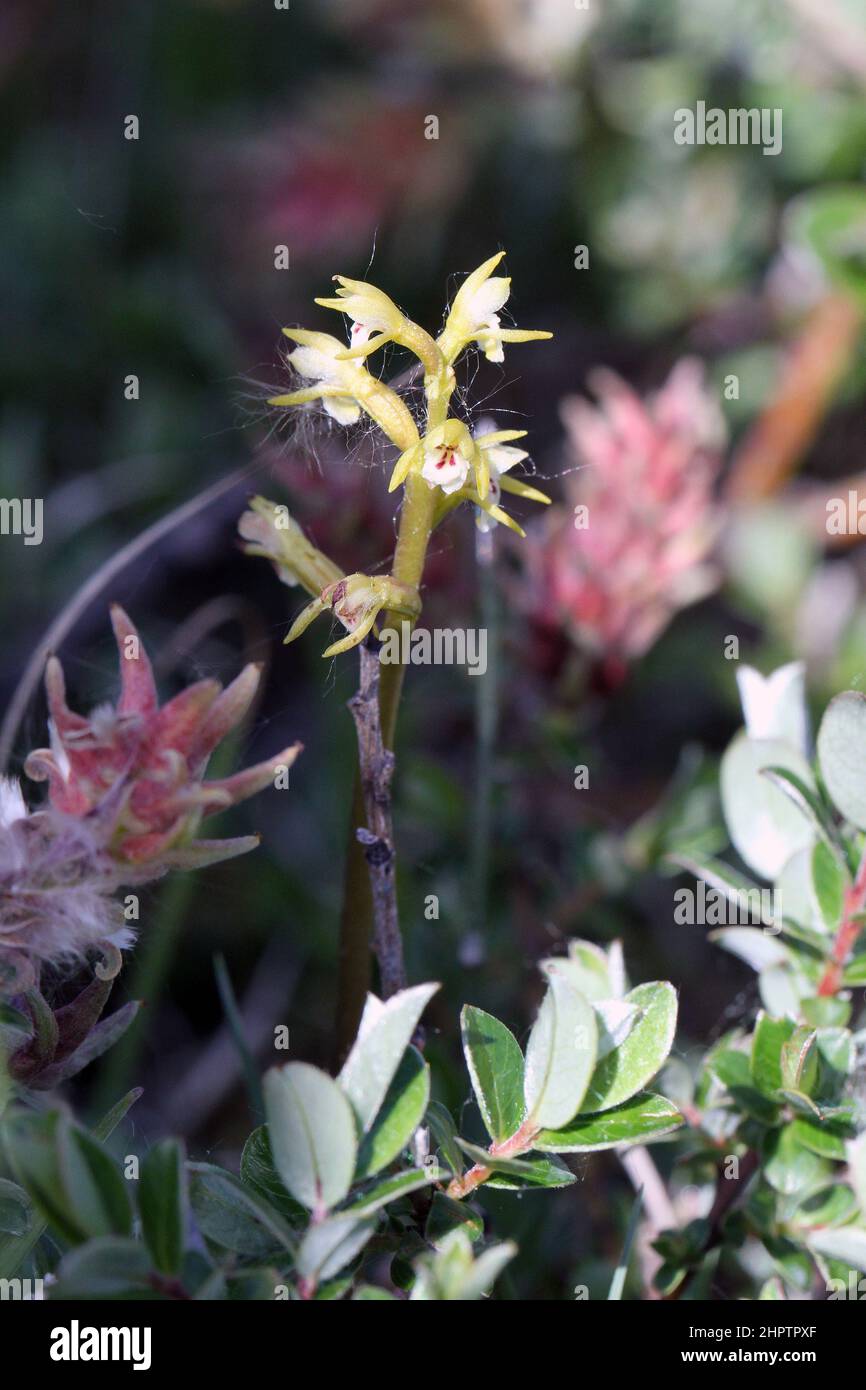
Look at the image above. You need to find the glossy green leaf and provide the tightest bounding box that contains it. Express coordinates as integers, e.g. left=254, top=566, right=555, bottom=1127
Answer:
left=524, top=969, right=597, bottom=1129
left=780, top=1027, right=818, bottom=1096
left=581, top=982, right=677, bottom=1113
left=356, top=1046, right=430, bottom=1179
left=484, top=1153, right=576, bottom=1190
left=710, top=1049, right=779, bottom=1123
left=461, top=1006, right=525, bottom=1143
left=535, top=1091, right=683, bottom=1152
left=454, top=1137, right=541, bottom=1179
left=264, top=1061, right=357, bottom=1213
left=346, top=1167, right=437, bottom=1215
left=750, top=1013, right=796, bottom=1095
left=763, top=1124, right=831, bottom=1196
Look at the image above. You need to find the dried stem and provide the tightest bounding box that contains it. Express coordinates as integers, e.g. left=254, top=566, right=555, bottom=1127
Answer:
left=347, top=637, right=406, bottom=999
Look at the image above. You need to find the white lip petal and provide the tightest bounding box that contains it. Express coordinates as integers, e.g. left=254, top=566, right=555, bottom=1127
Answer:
left=484, top=444, right=527, bottom=477
left=467, top=278, right=510, bottom=327
left=421, top=447, right=470, bottom=496
left=288, top=344, right=342, bottom=382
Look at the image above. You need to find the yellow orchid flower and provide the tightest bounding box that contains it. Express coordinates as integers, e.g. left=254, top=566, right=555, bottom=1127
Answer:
left=438, top=252, right=552, bottom=365
left=390, top=419, right=493, bottom=501
left=270, top=329, right=419, bottom=451
left=285, top=573, right=421, bottom=658
left=315, top=276, right=444, bottom=380
left=473, top=423, right=550, bottom=532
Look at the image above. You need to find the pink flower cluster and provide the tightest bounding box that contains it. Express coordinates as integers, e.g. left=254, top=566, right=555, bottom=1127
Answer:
left=1, top=607, right=299, bottom=983
left=523, top=360, right=726, bottom=676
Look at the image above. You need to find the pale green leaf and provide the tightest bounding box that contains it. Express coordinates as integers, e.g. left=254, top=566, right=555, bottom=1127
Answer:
left=264, top=1062, right=357, bottom=1213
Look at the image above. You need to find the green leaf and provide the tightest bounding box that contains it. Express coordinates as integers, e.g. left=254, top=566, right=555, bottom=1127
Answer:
left=791, top=1183, right=859, bottom=1231
left=523, top=968, right=597, bottom=1129
left=296, top=1214, right=377, bottom=1284
left=564, top=939, right=613, bottom=1000
left=484, top=1153, right=577, bottom=1190
left=810, top=840, right=847, bottom=932
left=0, top=1179, right=30, bottom=1237
left=460, top=1006, right=525, bottom=1143
left=50, top=1237, right=157, bottom=1300
left=425, top=1100, right=463, bottom=1178
left=847, top=1133, right=866, bottom=1213
left=425, top=1193, right=483, bottom=1246
left=264, top=1061, right=357, bottom=1213
left=763, top=1124, right=831, bottom=1196
left=817, top=691, right=866, bottom=830
left=710, top=1050, right=780, bottom=1123
left=750, top=1013, right=796, bottom=1095
left=720, top=733, right=816, bottom=879
left=608, top=1188, right=644, bottom=1301
left=581, top=982, right=678, bottom=1114
left=669, top=852, right=773, bottom=925
left=842, top=955, right=866, bottom=986
left=4, top=1110, right=131, bottom=1245
left=92, top=1087, right=144, bottom=1142
left=187, top=1163, right=296, bottom=1258
left=708, top=927, right=790, bottom=973
left=780, top=1028, right=819, bottom=1096
left=808, top=1226, right=866, bottom=1273
left=0, top=1088, right=141, bottom=1282
left=787, top=186, right=866, bottom=308
left=454, top=1137, right=542, bottom=1179
left=139, top=1139, right=187, bottom=1276
left=760, top=766, right=843, bottom=861
left=59, top=1126, right=133, bottom=1242
left=346, top=1167, right=438, bottom=1215
left=802, top=995, right=852, bottom=1028
left=355, top=1046, right=429, bottom=1180
left=240, top=1126, right=308, bottom=1225
left=338, top=983, right=438, bottom=1132
left=791, top=1114, right=854, bottom=1161
left=535, top=1091, right=684, bottom=1152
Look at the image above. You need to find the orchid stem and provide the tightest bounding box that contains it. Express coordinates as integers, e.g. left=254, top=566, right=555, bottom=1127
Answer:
left=335, top=474, right=436, bottom=1056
